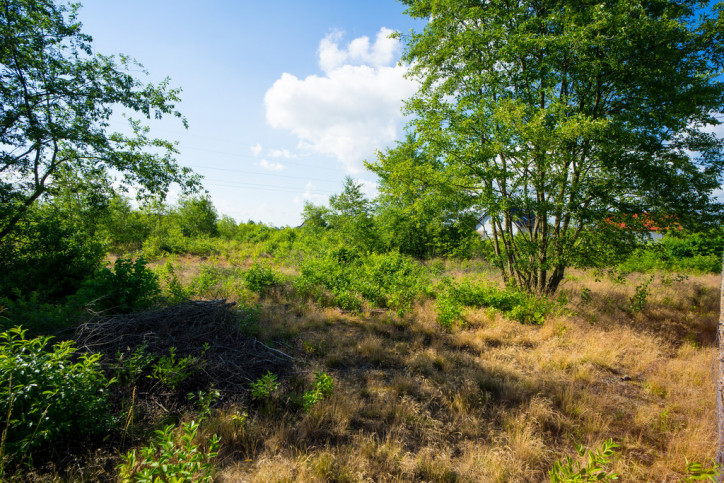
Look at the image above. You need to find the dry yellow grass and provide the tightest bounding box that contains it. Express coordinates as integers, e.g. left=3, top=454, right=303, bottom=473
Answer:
left=136, top=258, right=720, bottom=482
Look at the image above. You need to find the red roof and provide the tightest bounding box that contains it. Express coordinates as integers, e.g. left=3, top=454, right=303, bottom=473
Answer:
left=604, top=213, right=682, bottom=232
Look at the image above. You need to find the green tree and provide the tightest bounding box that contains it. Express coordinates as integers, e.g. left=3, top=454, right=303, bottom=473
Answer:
left=326, top=177, right=378, bottom=252
left=371, top=133, right=482, bottom=258
left=384, top=0, right=724, bottom=294
left=0, top=0, right=200, bottom=243
left=174, top=195, right=219, bottom=238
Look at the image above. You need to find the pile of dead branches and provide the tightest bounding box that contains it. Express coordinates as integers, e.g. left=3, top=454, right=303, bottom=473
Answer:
left=74, top=300, right=294, bottom=402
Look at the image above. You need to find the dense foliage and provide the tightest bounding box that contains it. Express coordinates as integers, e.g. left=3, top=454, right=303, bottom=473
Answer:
left=0, top=327, right=114, bottom=465
left=372, top=0, right=724, bottom=294
left=0, top=0, right=200, bottom=243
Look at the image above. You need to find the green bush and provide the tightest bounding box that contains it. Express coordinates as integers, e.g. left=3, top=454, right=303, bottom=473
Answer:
left=356, top=252, right=429, bottom=312
left=117, top=420, right=220, bottom=482
left=0, top=206, right=105, bottom=301
left=0, top=292, right=70, bottom=334
left=436, top=278, right=549, bottom=326
left=0, top=327, right=115, bottom=464
left=250, top=371, right=280, bottom=400
left=72, top=257, right=160, bottom=313
left=549, top=439, right=619, bottom=482
left=243, top=262, right=281, bottom=295
left=436, top=295, right=464, bottom=330
left=303, top=371, right=334, bottom=411
left=295, top=251, right=429, bottom=313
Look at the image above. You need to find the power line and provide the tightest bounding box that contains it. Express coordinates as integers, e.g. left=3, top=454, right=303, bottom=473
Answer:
left=178, top=144, right=345, bottom=172
left=202, top=179, right=335, bottom=196
left=186, top=164, right=342, bottom=184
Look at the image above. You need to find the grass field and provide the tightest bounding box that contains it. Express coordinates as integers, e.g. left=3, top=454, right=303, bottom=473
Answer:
left=127, top=254, right=720, bottom=482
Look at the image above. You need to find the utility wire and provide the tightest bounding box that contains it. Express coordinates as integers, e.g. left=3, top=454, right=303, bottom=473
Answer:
left=186, top=164, right=343, bottom=184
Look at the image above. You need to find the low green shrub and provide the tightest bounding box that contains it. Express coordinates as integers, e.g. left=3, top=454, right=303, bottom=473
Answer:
left=356, top=252, right=429, bottom=312
left=117, top=420, right=220, bottom=482
left=435, top=295, right=464, bottom=330
left=436, top=278, right=550, bottom=326
left=0, top=327, right=115, bottom=465
left=303, top=371, right=334, bottom=411
left=243, top=262, right=282, bottom=295
left=154, top=262, right=190, bottom=303
left=295, top=251, right=429, bottom=313
left=0, top=292, right=70, bottom=334
left=549, top=439, right=619, bottom=482
left=629, top=275, right=654, bottom=312
left=250, top=371, right=280, bottom=400
left=148, top=347, right=201, bottom=390
left=72, top=257, right=160, bottom=313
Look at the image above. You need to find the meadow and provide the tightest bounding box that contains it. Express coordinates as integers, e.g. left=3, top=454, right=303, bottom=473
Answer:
left=1, top=233, right=717, bottom=481
left=150, top=249, right=719, bottom=482
left=0, top=195, right=721, bottom=482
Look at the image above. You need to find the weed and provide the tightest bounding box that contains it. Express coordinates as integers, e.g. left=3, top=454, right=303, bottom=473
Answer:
left=303, top=371, right=334, bottom=411
left=685, top=459, right=720, bottom=481
left=188, top=388, right=220, bottom=420
left=630, top=275, right=654, bottom=312
left=237, top=302, right=261, bottom=336
left=549, top=439, right=619, bottom=482
left=115, top=341, right=154, bottom=386
left=149, top=347, right=200, bottom=389
left=117, top=420, right=220, bottom=482
left=250, top=371, right=280, bottom=400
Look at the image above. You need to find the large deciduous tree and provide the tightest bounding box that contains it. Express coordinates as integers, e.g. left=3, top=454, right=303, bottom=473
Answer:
left=0, top=0, right=200, bottom=243
left=377, top=0, right=724, bottom=294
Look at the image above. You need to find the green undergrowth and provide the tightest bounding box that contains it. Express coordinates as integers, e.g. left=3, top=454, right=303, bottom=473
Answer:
left=294, top=250, right=430, bottom=314
left=435, top=277, right=551, bottom=328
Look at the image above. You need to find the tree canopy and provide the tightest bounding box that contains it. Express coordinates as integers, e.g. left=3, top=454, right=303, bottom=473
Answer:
left=0, top=0, right=200, bottom=242
left=373, top=0, right=724, bottom=293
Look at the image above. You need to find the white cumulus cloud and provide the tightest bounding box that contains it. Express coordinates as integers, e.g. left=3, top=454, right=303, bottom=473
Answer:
left=259, top=159, right=285, bottom=171
left=268, top=148, right=296, bottom=159
left=264, top=27, right=417, bottom=173
left=299, top=181, right=328, bottom=204
left=250, top=143, right=262, bottom=156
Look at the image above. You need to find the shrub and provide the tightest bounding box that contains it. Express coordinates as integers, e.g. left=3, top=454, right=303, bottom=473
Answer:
left=72, top=257, right=160, bottom=313
left=629, top=275, right=654, bottom=313
left=296, top=251, right=429, bottom=313
left=436, top=278, right=550, bottom=326
left=303, top=371, right=334, bottom=411
left=356, top=252, right=429, bottom=312
left=549, top=439, right=619, bottom=482
left=0, top=206, right=105, bottom=301
left=250, top=371, right=280, bottom=400
left=0, top=292, right=70, bottom=334
left=436, top=295, right=464, bottom=330
left=0, top=327, right=115, bottom=464
left=243, top=262, right=281, bottom=295
left=148, top=347, right=201, bottom=390
left=117, top=420, right=220, bottom=482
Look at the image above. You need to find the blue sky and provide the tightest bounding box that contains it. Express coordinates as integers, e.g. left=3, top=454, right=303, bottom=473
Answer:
left=78, top=1, right=426, bottom=226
